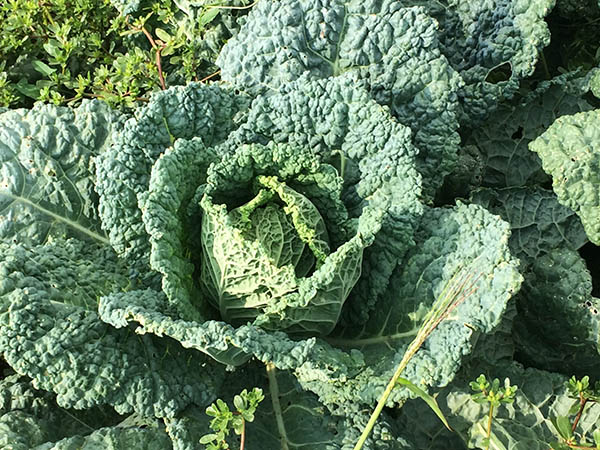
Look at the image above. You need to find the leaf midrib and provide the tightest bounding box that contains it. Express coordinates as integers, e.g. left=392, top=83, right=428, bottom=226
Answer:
left=2, top=191, right=109, bottom=244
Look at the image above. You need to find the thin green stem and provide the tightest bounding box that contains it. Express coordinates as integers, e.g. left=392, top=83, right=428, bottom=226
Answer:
left=485, top=404, right=494, bottom=450
left=42, top=5, right=55, bottom=26
left=200, top=70, right=220, bottom=83
left=134, top=25, right=167, bottom=90
left=540, top=51, right=551, bottom=80
left=204, top=1, right=258, bottom=10
left=352, top=348, right=413, bottom=450
left=353, top=268, right=480, bottom=449
left=266, top=363, right=289, bottom=450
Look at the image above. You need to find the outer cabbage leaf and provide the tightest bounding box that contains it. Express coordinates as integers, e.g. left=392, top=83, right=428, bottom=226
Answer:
left=164, top=366, right=410, bottom=450
left=513, top=247, right=600, bottom=375
left=470, top=189, right=596, bottom=376
left=0, top=375, right=166, bottom=450
left=470, top=187, right=587, bottom=263
left=98, top=288, right=331, bottom=368
left=246, top=369, right=344, bottom=449
left=394, top=399, right=467, bottom=450
left=95, top=83, right=248, bottom=271
left=0, top=100, right=122, bottom=246
left=34, top=426, right=172, bottom=450
left=1, top=291, right=222, bottom=418
left=455, top=71, right=596, bottom=192
left=0, top=372, right=170, bottom=450
left=0, top=238, right=130, bottom=309
left=463, top=299, right=519, bottom=372
left=1, top=410, right=52, bottom=450
left=0, top=374, right=122, bottom=449
left=0, top=239, right=224, bottom=419
left=530, top=109, right=600, bottom=244
left=217, top=0, right=462, bottom=199
left=165, top=368, right=344, bottom=450
left=296, top=203, right=522, bottom=409
left=138, top=137, right=218, bottom=321
left=423, top=0, right=554, bottom=123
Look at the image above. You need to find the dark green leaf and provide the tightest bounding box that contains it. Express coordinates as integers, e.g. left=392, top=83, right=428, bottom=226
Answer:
left=13, top=78, right=41, bottom=98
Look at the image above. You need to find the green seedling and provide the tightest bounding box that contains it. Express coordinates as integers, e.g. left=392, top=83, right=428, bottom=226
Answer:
left=200, top=387, right=265, bottom=450
left=469, top=374, right=517, bottom=450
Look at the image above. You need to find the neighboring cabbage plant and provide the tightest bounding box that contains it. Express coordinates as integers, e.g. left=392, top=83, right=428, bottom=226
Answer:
left=530, top=109, right=600, bottom=245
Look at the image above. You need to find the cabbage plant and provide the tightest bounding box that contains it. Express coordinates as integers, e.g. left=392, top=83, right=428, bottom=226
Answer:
left=0, top=77, right=522, bottom=448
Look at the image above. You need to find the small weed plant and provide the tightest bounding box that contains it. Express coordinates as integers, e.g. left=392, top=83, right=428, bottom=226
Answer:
left=469, top=374, right=518, bottom=450
left=200, top=388, right=264, bottom=450
left=549, top=376, right=600, bottom=450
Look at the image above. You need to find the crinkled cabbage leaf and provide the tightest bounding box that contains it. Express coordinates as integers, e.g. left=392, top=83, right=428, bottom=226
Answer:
left=530, top=108, right=600, bottom=244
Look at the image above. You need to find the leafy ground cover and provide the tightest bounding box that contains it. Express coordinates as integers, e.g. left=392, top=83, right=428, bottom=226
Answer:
left=0, top=0, right=252, bottom=108
left=0, top=0, right=599, bottom=449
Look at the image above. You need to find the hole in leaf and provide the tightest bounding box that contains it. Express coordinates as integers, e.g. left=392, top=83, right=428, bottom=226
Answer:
left=0, top=357, right=10, bottom=380
left=579, top=241, right=600, bottom=297
left=485, top=62, right=512, bottom=84
left=511, top=127, right=524, bottom=140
